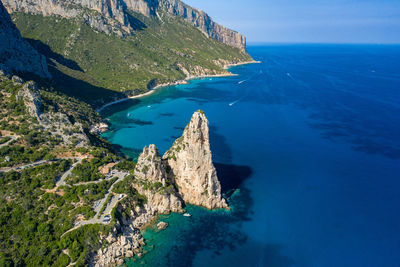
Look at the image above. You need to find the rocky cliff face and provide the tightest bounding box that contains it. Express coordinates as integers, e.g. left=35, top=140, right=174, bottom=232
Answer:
left=133, top=144, right=184, bottom=214
left=16, top=81, right=42, bottom=119
left=164, top=111, right=228, bottom=210
left=0, top=1, right=50, bottom=78
left=2, top=0, right=132, bottom=36
left=14, top=77, right=89, bottom=146
left=123, top=0, right=158, bottom=17
left=94, top=111, right=226, bottom=266
left=2, top=0, right=246, bottom=50
left=132, top=111, right=228, bottom=211
left=158, top=0, right=246, bottom=50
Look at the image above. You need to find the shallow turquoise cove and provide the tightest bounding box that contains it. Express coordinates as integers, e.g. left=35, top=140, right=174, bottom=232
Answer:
left=103, top=45, right=400, bottom=267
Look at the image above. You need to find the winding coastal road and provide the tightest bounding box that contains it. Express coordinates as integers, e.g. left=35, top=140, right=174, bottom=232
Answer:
left=0, top=159, right=53, bottom=173
left=61, top=170, right=129, bottom=237
left=55, top=158, right=83, bottom=187
left=1, top=152, right=130, bottom=236
left=0, top=156, right=83, bottom=174
left=0, top=135, right=18, bottom=147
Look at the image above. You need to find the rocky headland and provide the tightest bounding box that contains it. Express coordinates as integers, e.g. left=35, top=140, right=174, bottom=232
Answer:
left=164, top=110, right=228, bottom=210
left=3, top=0, right=246, bottom=50
left=93, top=110, right=227, bottom=266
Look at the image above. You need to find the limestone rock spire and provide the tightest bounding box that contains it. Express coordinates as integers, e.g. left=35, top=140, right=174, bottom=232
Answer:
left=163, top=110, right=228, bottom=210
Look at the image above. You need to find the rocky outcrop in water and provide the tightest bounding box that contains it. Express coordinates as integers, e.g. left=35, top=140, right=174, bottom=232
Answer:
left=133, top=144, right=184, bottom=214
left=93, top=111, right=227, bottom=266
left=164, top=110, right=228, bottom=210
left=132, top=111, right=228, bottom=210
left=94, top=225, right=144, bottom=267
left=2, top=0, right=246, bottom=50
left=0, top=1, right=50, bottom=78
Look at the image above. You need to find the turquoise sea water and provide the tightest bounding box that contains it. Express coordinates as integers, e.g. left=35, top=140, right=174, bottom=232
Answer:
left=102, top=45, right=400, bottom=267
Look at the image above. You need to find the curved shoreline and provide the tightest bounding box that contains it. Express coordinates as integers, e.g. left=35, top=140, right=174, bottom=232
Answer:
left=96, top=60, right=261, bottom=113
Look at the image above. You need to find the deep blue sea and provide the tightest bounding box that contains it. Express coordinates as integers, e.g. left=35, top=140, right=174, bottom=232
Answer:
left=102, top=45, right=400, bottom=267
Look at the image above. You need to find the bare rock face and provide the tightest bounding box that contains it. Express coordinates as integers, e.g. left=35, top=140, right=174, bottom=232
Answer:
left=123, top=0, right=158, bottom=17
left=164, top=111, right=228, bottom=210
left=134, top=144, right=184, bottom=214
left=95, top=226, right=144, bottom=267
left=16, top=81, right=42, bottom=120
left=135, top=144, right=168, bottom=184
left=158, top=0, right=246, bottom=50
left=16, top=80, right=88, bottom=146
left=157, top=221, right=168, bottom=230
left=0, top=1, right=50, bottom=78
left=2, top=0, right=246, bottom=50
left=3, top=0, right=132, bottom=37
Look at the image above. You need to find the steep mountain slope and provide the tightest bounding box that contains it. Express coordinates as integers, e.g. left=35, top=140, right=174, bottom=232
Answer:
left=3, top=0, right=252, bottom=106
left=3, top=0, right=246, bottom=50
left=0, top=1, right=50, bottom=78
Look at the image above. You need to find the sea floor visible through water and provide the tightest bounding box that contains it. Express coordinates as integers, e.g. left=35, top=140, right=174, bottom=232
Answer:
left=101, top=44, right=400, bottom=267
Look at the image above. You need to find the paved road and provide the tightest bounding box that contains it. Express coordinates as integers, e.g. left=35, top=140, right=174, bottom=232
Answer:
left=0, top=135, right=17, bottom=147
left=61, top=171, right=129, bottom=237
left=1, top=153, right=130, bottom=236
left=56, top=158, right=83, bottom=187
left=0, top=159, right=53, bottom=173
left=0, top=156, right=83, bottom=174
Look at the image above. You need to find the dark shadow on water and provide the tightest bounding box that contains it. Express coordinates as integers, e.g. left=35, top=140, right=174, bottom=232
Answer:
left=119, top=146, right=143, bottom=161
left=186, top=98, right=207, bottom=105
left=131, top=181, right=294, bottom=267
left=215, top=163, right=253, bottom=196
left=100, top=99, right=141, bottom=117
left=210, top=125, right=233, bottom=163
left=161, top=186, right=254, bottom=267
left=128, top=118, right=153, bottom=126
left=159, top=112, right=175, bottom=117
left=104, top=110, right=152, bottom=126
left=173, top=126, right=185, bottom=131
left=247, top=242, right=295, bottom=267
left=308, top=112, right=400, bottom=159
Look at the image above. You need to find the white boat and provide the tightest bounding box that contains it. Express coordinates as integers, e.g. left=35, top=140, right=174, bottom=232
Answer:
left=183, top=213, right=191, bottom=217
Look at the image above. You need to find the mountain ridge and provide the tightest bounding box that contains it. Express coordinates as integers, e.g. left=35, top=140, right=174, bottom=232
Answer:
left=2, top=0, right=246, bottom=50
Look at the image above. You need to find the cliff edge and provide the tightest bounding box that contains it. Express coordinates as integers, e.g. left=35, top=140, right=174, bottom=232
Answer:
left=133, top=144, right=184, bottom=214
left=2, top=0, right=246, bottom=50
left=164, top=110, right=228, bottom=210
left=133, top=111, right=228, bottom=211
left=0, top=1, right=50, bottom=78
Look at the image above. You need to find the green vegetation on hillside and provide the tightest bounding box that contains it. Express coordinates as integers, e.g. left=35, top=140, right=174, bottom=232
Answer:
left=12, top=11, right=251, bottom=106
left=0, top=75, right=145, bottom=266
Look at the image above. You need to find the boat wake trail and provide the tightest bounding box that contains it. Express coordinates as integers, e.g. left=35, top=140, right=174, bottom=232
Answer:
left=229, top=100, right=240, bottom=106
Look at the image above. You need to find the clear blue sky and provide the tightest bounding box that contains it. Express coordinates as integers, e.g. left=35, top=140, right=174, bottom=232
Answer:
left=184, top=0, right=400, bottom=44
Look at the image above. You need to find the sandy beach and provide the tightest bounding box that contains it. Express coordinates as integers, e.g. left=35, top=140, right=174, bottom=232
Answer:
left=96, top=60, right=261, bottom=113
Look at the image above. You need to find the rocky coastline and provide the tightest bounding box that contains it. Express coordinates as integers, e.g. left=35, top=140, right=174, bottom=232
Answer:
left=96, top=59, right=260, bottom=113
left=93, top=110, right=227, bottom=266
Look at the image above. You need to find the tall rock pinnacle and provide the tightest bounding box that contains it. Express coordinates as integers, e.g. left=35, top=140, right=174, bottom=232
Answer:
left=163, top=110, right=228, bottom=210
left=134, top=144, right=184, bottom=214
